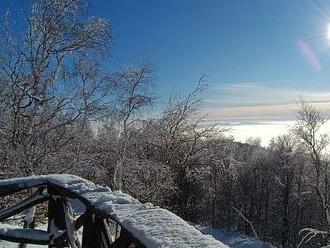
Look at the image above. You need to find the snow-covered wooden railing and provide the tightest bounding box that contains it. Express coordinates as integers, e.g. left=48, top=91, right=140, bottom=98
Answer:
left=0, top=174, right=227, bottom=248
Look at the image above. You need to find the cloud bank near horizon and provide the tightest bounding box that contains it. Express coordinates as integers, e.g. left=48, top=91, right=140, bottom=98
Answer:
left=203, top=82, right=330, bottom=122
left=223, top=120, right=330, bottom=147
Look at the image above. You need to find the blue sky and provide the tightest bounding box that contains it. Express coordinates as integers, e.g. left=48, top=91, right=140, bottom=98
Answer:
left=3, top=0, right=330, bottom=122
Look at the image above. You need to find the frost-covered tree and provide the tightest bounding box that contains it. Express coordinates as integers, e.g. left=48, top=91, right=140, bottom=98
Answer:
left=0, top=0, right=115, bottom=235
left=292, top=100, right=330, bottom=247
left=269, top=134, right=307, bottom=246
left=0, top=0, right=112, bottom=178
left=111, top=62, right=154, bottom=190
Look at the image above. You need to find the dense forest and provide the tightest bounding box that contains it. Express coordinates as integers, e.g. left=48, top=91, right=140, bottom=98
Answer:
left=0, top=1, right=329, bottom=247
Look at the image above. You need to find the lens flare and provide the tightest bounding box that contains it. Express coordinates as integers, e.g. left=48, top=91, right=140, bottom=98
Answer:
left=297, top=40, right=321, bottom=71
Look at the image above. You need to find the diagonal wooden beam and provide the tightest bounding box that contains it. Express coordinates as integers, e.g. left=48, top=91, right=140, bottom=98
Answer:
left=100, top=218, right=113, bottom=247
left=0, top=188, right=49, bottom=221
left=74, top=213, right=87, bottom=231
left=45, top=212, right=87, bottom=247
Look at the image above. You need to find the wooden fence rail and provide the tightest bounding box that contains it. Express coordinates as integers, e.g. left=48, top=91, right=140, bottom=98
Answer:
left=0, top=174, right=227, bottom=248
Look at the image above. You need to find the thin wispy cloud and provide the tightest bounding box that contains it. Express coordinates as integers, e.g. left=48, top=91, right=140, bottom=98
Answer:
left=204, top=82, right=330, bottom=122
left=207, top=82, right=330, bottom=106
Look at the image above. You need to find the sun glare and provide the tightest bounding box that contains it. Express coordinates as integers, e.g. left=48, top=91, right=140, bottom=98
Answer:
left=327, top=22, right=330, bottom=41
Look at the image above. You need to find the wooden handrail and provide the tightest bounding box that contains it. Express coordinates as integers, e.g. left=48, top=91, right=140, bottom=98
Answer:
left=0, top=174, right=227, bottom=248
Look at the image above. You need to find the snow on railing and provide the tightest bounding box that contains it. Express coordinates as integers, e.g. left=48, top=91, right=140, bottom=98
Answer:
left=0, top=174, right=228, bottom=248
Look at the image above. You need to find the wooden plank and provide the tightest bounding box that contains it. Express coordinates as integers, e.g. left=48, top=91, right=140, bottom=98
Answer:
left=0, top=225, right=49, bottom=245
left=63, top=200, right=79, bottom=248
left=100, top=219, right=113, bottom=247
left=0, top=180, right=46, bottom=197
left=0, top=188, right=49, bottom=221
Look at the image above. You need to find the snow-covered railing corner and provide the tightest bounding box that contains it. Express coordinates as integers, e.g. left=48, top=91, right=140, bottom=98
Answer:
left=0, top=174, right=228, bottom=248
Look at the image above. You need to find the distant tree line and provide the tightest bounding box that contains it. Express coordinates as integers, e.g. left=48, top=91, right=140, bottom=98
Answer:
left=0, top=1, right=329, bottom=247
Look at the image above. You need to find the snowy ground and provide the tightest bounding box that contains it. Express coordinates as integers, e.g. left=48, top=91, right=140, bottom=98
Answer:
left=197, top=226, right=277, bottom=248
left=0, top=241, right=43, bottom=248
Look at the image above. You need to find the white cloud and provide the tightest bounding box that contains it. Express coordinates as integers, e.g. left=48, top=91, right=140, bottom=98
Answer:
left=204, top=82, right=330, bottom=122
left=207, top=82, right=330, bottom=106
left=224, top=120, right=330, bottom=147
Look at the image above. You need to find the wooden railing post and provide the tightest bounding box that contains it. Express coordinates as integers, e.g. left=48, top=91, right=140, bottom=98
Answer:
left=82, top=212, right=112, bottom=248
left=47, top=186, right=68, bottom=247
left=82, top=212, right=102, bottom=248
